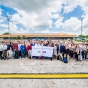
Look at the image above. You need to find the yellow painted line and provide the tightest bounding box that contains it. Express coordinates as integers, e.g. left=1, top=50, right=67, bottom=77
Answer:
left=0, top=73, right=88, bottom=79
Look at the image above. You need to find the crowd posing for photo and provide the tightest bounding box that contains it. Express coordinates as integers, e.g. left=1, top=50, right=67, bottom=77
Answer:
left=0, top=40, right=88, bottom=63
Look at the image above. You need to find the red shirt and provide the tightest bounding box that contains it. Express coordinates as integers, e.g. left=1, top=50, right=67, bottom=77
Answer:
left=26, top=45, right=32, bottom=51
left=13, top=43, right=18, bottom=50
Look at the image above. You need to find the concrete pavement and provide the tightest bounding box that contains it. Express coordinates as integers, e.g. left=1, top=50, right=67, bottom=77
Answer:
left=0, top=58, right=88, bottom=88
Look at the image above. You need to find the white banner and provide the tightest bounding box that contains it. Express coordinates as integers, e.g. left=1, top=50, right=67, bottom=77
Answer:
left=32, top=46, right=53, bottom=57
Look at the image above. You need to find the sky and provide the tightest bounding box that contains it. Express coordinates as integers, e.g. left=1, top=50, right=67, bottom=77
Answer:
left=0, top=0, right=88, bottom=35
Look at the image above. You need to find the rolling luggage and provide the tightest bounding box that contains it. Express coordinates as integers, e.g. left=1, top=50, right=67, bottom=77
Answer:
left=63, top=57, right=68, bottom=63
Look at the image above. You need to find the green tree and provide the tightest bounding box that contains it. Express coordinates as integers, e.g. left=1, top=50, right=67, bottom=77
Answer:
left=3, top=32, right=11, bottom=35
left=10, top=36, right=13, bottom=40
left=85, top=35, right=88, bottom=39
left=22, top=35, right=26, bottom=39
left=16, top=36, right=21, bottom=39
left=78, top=35, right=85, bottom=38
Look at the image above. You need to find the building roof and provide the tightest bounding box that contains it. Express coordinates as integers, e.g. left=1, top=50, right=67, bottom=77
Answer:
left=0, top=33, right=76, bottom=38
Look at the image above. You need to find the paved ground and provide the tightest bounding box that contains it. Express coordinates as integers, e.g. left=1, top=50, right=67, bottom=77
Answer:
left=0, top=58, right=88, bottom=88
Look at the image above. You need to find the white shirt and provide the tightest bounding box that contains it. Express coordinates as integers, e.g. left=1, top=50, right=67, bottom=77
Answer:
left=0, top=44, right=3, bottom=51
left=35, top=44, right=40, bottom=46
left=3, top=44, right=7, bottom=50
left=18, top=44, right=22, bottom=51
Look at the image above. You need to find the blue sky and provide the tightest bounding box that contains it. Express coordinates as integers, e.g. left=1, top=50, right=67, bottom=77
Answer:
left=0, top=0, right=87, bottom=35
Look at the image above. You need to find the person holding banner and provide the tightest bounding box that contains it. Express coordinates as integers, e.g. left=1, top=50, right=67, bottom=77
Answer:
left=32, top=43, right=53, bottom=61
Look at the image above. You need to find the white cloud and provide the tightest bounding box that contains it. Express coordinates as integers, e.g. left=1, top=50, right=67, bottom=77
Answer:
left=63, top=0, right=88, bottom=15
left=52, top=13, right=60, bottom=19
left=64, top=5, right=76, bottom=13
left=0, top=0, right=88, bottom=35
left=0, top=0, right=64, bottom=29
left=79, top=0, right=88, bottom=14
left=0, top=8, right=2, bottom=15
left=35, top=29, right=58, bottom=33
left=11, top=9, right=53, bottom=29
left=40, top=30, right=51, bottom=33
left=54, top=17, right=64, bottom=28
left=34, top=30, right=51, bottom=33
left=62, top=17, right=80, bottom=30
left=0, top=0, right=50, bottom=12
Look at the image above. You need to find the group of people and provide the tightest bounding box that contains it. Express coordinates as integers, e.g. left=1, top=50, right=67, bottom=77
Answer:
left=0, top=39, right=88, bottom=62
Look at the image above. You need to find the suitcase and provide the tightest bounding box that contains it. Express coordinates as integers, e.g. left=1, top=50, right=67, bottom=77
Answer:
left=63, top=57, right=68, bottom=63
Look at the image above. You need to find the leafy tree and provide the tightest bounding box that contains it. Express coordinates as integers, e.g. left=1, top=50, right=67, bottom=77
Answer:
left=78, top=35, right=85, bottom=38
left=10, top=36, right=13, bottom=39
left=85, top=35, right=88, bottom=38
left=3, top=32, right=11, bottom=35
left=22, top=35, right=26, bottom=39
left=16, top=36, right=21, bottom=39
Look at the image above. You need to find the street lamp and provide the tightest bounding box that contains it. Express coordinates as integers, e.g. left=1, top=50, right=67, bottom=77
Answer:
left=80, top=17, right=84, bottom=37
left=6, top=14, right=11, bottom=40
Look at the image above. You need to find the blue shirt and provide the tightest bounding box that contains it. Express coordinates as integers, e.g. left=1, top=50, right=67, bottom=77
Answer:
left=20, top=45, right=26, bottom=51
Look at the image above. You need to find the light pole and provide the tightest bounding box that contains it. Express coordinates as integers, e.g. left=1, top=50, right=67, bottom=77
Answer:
left=80, top=17, right=83, bottom=37
left=6, top=14, right=11, bottom=40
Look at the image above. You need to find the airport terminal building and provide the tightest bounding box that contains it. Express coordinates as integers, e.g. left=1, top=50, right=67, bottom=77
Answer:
left=0, top=33, right=76, bottom=40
